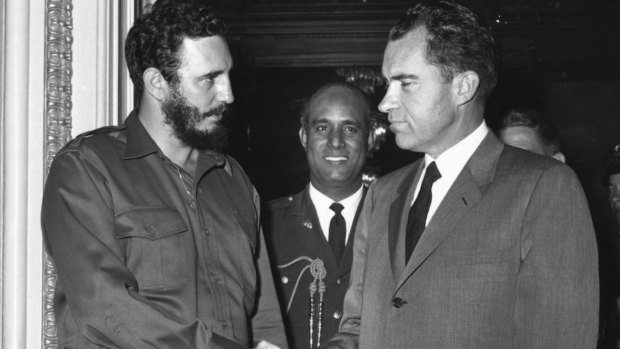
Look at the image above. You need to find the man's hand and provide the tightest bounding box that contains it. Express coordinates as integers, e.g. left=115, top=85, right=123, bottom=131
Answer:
left=254, top=340, right=280, bottom=349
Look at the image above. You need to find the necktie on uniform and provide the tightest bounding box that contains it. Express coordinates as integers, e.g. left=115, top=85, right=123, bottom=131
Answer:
left=329, top=203, right=346, bottom=265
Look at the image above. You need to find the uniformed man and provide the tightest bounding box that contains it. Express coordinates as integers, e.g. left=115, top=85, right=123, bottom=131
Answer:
left=264, top=82, right=375, bottom=349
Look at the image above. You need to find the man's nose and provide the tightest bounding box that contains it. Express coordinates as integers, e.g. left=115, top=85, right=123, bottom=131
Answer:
left=378, top=86, right=397, bottom=113
left=328, top=129, right=344, bottom=148
left=218, top=77, right=235, bottom=104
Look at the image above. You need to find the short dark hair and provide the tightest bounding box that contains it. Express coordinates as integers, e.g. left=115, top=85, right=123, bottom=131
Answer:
left=300, top=81, right=372, bottom=131
left=389, top=1, right=499, bottom=102
left=499, top=108, right=561, bottom=153
left=124, top=0, right=226, bottom=93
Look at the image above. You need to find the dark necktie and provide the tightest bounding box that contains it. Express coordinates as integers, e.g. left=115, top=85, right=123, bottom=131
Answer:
left=405, top=161, right=441, bottom=263
left=329, top=203, right=346, bottom=265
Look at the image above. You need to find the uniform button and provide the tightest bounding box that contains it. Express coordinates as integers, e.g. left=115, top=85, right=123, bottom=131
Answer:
left=336, top=278, right=342, bottom=285
left=333, top=310, right=342, bottom=319
left=392, top=297, right=407, bottom=308
left=190, top=201, right=196, bottom=209
left=219, top=319, right=227, bottom=328
left=281, top=276, right=289, bottom=284
left=201, top=226, right=210, bottom=235
left=288, top=196, right=293, bottom=201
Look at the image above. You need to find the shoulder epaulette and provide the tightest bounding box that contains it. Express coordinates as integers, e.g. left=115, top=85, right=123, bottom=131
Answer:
left=267, top=195, right=295, bottom=210
left=61, top=125, right=126, bottom=152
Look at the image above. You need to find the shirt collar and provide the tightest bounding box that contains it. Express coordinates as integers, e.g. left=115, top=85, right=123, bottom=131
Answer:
left=309, top=183, right=365, bottom=239
left=308, top=183, right=364, bottom=212
left=123, top=110, right=160, bottom=160
left=122, top=110, right=229, bottom=175
left=425, top=121, right=489, bottom=180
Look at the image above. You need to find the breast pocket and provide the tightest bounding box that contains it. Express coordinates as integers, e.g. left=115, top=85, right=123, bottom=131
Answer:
left=115, top=208, right=190, bottom=289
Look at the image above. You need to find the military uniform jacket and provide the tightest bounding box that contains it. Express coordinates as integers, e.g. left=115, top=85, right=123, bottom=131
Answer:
left=41, top=112, right=287, bottom=348
left=264, top=186, right=364, bottom=349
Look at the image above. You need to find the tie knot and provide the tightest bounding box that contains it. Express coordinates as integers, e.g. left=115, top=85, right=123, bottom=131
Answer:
left=330, top=202, right=344, bottom=214
left=424, top=161, right=441, bottom=184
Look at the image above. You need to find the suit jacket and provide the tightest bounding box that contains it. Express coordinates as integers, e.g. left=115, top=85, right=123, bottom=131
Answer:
left=265, top=186, right=364, bottom=349
left=323, top=133, right=599, bottom=349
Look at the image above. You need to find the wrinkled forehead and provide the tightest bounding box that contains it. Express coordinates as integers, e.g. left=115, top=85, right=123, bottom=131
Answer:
left=382, top=27, right=429, bottom=76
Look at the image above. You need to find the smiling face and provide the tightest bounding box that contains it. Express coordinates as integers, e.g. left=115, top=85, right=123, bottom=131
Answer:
left=378, top=27, right=472, bottom=158
left=162, top=35, right=234, bottom=150
left=300, top=85, right=374, bottom=199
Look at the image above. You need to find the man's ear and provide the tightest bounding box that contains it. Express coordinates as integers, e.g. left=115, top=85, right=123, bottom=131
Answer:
left=143, top=67, right=168, bottom=101
left=299, top=127, right=307, bottom=150
left=453, top=71, right=479, bottom=106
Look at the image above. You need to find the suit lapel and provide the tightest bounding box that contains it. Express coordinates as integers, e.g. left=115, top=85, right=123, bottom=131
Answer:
left=395, top=133, right=504, bottom=292
left=337, top=187, right=367, bottom=278
left=388, top=161, right=423, bottom=280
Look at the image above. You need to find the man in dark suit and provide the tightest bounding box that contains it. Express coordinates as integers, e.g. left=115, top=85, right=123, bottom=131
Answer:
left=322, top=1, right=599, bottom=348
left=264, top=82, right=375, bottom=349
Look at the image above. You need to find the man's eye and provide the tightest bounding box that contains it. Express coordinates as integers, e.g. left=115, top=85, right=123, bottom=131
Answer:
left=200, top=77, right=214, bottom=87
left=315, top=125, right=328, bottom=132
left=344, top=126, right=358, bottom=133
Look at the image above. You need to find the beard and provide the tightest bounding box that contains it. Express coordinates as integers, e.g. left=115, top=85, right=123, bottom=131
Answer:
left=161, top=86, right=229, bottom=152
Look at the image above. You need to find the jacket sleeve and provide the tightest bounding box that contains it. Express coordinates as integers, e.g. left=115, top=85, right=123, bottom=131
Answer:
left=513, top=164, right=599, bottom=348
left=319, top=185, right=376, bottom=349
left=41, top=150, right=245, bottom=349
left=250, top=187, right=289, bottom=349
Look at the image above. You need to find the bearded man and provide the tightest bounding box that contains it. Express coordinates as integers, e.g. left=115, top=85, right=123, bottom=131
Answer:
left=41, top=1, right=286, bottom=348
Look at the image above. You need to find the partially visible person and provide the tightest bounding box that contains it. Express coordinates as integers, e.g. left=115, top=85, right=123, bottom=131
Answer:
left=264, top=82, right=375, bottom=349
left=604, top=141, right=620, bottom=348
left=41, top=1, right=286, bottom=348
left=498, top=108, right=565, bottom=162
left=605, top=142, right=620, bottom=234
left=322, top=1, right=598, bottom=348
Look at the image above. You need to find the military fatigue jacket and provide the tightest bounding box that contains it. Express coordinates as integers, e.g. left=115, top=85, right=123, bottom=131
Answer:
left=42, top=112, right=287, bottom=349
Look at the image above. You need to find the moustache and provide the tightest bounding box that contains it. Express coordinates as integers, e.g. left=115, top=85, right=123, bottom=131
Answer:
left=205, top=104, right=228, bottom=117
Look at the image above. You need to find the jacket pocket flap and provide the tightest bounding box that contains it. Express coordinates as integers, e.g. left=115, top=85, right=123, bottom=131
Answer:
left=115, top=208, right=187, bottom=240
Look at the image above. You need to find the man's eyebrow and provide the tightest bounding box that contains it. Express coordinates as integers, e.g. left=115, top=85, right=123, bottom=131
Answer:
left=199, top=70, right=225, bottom=79
left=389, top=73, right=419, bottom=81
left=309, top=117, right=329, bottom=125
left=342, top=119, right=363, bottom=126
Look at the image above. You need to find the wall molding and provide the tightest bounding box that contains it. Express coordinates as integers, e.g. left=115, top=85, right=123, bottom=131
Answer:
left=225, top=3, right=620, bottom=74
left=43, top=1, right=73, bottom=348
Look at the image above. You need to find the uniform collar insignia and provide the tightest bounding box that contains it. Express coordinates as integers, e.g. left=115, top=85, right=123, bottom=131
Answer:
left=303, top=220, right=312, bottom=229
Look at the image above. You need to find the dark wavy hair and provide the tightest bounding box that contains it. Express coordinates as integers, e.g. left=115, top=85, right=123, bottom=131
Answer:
left=389, top=1, right=499, bottom=102
left=124, top=0, right=226, bottom=93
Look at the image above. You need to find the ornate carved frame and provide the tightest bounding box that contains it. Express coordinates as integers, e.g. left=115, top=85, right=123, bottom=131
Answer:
left=43, top=0, right=73, bottom=348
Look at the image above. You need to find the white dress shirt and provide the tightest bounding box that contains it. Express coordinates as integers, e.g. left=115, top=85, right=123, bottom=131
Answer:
left=309, top=183, right=365, bottom=243
left=412, top=121, right=489, bottom=225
